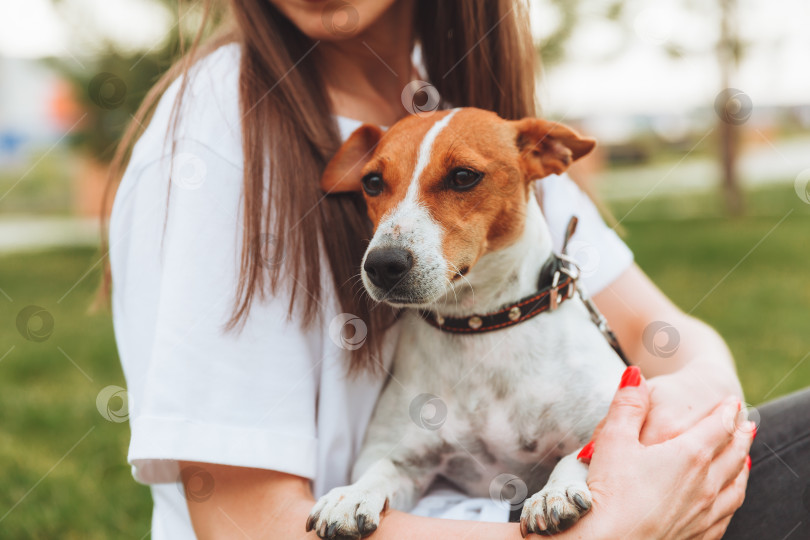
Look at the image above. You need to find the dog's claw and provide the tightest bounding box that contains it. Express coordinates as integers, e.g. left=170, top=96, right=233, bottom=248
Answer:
left=521, top=484, right=592, bottom=535
left=550, top=507, right=561, bottom=529
left=573, top=493, right=590, bottom=511
left=309, top=486, right=387, bottom=539
left=536, top=513, right=547, bottom=532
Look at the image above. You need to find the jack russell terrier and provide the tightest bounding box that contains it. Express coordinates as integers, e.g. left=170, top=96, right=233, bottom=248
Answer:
left=307, top=108, right=629, bottom=538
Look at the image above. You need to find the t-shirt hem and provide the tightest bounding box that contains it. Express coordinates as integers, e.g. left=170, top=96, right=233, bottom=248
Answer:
left=128, top=415, right=317, bottom=485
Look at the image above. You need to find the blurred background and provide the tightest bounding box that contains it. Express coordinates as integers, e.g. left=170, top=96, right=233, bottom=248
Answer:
left=1, top=0, right=808, bottom=537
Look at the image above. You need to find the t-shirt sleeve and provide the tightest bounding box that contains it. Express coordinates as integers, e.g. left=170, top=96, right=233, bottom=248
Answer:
left=540, top=174, right=633, bottom=295
left=111, top=136, right=322, bottom=485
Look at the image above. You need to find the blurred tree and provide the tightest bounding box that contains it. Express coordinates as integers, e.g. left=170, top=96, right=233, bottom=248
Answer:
left=45, top=0, right=224, bottom=163
left=536, top=0, right=749, bottom=216
left=43, top=0, right=224, bottom=216
left=662, top=0, right=748, bottom=215
left=536, top=0, right=627, bottom=67
left=717, top=0, right=745, bottom=215
left=48, top=51, right=175, bottom=162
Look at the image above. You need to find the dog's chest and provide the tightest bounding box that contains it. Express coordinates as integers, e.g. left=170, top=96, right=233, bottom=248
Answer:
left=392, top=301, right=624, bottom=494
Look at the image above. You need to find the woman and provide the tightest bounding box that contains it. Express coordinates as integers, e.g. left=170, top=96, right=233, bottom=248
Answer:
left=108, top=1, right=807, bottom=538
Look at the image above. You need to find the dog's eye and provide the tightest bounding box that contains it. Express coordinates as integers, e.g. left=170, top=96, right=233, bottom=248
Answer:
left=361, top=173, right=384, bottom=196
left=447, top=168, right=483, bottom=191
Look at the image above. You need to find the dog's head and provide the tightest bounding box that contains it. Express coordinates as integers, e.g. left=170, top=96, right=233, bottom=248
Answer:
left=322, top=108, right=595, bottom=307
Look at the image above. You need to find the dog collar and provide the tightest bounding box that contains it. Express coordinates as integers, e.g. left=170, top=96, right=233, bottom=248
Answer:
left=418, top=255, right=576, bottom=334
left=418, top=217, right=631, bottom=366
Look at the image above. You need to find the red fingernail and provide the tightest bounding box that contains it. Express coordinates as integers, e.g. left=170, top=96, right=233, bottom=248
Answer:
left=752, top=425, right=757, bottom=440
left=746, top=455, right=752, bottom=470
left=619, top=366, right=642, bottom=389
left=577, top=441, right=595, bottom=463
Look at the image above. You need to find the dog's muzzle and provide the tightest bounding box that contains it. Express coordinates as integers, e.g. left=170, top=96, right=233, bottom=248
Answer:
left=363, top=247, right=414, bottom=292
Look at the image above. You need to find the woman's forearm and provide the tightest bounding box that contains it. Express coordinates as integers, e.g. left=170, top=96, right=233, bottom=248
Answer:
left=181, top=461, right=607, bottom=540
left=365, top=509, right=603, bottom=540
left=634, top=312, right=743, bottom=397
left=195, top=490, right=606, bottom=540
left=593, top=265, right=742, bottom=398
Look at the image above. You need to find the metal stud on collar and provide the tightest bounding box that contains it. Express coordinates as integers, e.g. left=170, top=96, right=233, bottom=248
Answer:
left=468, top=316, right=483, bottom=329
left=508, top=306, right=521, bottom=321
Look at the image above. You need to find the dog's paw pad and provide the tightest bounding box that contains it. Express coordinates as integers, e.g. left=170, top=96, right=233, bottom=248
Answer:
left=307, top=486, right=386, bottom=539
left=519, top=484, right=592, bottom=536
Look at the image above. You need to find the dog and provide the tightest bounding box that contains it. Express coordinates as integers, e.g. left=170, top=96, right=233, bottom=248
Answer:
left=307, top=108, right=628, bottom=538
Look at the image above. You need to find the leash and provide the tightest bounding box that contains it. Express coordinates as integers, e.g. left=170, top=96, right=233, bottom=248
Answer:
left=419, top=217, right=631, bottom=366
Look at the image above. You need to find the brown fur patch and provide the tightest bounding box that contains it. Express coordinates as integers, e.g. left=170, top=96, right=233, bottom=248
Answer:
left=321, top=108, right=596, bottom=282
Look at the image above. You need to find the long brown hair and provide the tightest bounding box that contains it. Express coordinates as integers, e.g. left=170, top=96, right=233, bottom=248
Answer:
left=104, top=0, right=538, bottom=373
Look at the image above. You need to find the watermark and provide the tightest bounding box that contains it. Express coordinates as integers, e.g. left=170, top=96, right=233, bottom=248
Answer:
left=489, top=473, right=528, bottom=511
left=328, top=313, right=368, bottom=350
left=721, top=400, right=760, bottom=436
left=565, top=240, right=601, bottom=279
left=96, top=385, right=129, bottom=423
left=794, top=168, right=810, bottom=204
left=321, top=0, right=360, bottom=37
left=401, top=80, right=441, bottom=117
left=408, top=393, right=447, bottom=430
left=714, top=89, right=753, bottom=126
left=171, top=152, right=207, bottom=190
left=642, top=320, right=680, bottom=358
left=178, top=465, right=215, bottom=503
left=16, top=305, right=54, bottom=342
left=633, top=7, right=675, bottom=45
left=88, top=72, right=127, bottom=110
left=259, top=233, right=285, bottom=268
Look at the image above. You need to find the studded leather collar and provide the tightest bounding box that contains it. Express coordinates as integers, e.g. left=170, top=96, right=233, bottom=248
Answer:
left=417, top=217, right=631, bottom=366
left=418, top=254, right=576, bottom=334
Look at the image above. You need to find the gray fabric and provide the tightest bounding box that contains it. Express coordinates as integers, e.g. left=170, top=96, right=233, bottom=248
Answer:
left=724, top=387, right=810, bottom=539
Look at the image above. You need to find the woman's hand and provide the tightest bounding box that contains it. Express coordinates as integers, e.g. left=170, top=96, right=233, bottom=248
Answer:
left=579, top=367, right=754, bottom=540
left=593, top=265, right=745, bottom=440
left=640, top=369, right=732, bottom=445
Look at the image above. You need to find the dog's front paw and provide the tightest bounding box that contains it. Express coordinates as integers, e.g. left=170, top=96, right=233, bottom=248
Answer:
left=306, top=486, right=388, bottom=539
left=519, top=482, right=592, bottom=536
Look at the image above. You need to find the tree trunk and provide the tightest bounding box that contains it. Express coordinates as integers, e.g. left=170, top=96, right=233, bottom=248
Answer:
left=718, top=0, right=744, bottom=216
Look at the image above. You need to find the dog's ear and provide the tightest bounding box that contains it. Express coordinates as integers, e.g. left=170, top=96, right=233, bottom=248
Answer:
left=321, top=124, right=384, bottom=193
left=513, top=118, right=596, bottom=180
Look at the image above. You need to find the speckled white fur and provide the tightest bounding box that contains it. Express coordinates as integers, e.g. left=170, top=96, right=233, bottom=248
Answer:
left=361, top=110, right=459, bottom=305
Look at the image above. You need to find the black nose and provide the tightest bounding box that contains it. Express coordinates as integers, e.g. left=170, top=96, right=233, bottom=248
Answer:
left=364, top=248, right=414, bottom=291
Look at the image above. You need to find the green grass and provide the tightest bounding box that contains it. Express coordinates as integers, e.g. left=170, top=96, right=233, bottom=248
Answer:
left=1, top=183, right=808, bottom=537
left=0, top=149, right=78, bottom=215
left=613, top=184, right=810, bottom=403
left=0, top=249, right=151, bottom=539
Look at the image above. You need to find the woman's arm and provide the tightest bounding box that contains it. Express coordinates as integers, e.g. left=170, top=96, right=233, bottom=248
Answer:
left=179, top=463, right=579, bottom=540
left=180, top=370, right=751, bottom=540
left=178, top=463, right=584, bottom=540
left=593, top=264, right=745, bottom=443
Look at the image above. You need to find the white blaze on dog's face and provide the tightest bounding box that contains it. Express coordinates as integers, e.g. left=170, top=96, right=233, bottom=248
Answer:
left=321, top=108, right=596, bottom=307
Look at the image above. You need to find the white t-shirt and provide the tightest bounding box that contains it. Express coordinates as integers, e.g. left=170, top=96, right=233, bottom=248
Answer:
left=109, top=43, right=633, bottom=539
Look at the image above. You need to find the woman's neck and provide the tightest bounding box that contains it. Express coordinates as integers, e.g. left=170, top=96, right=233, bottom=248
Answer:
left=316, top=0, right=416, bottom=126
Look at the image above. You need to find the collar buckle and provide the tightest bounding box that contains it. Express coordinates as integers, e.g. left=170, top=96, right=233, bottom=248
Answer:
left=549, top=271, right=561, bottom=311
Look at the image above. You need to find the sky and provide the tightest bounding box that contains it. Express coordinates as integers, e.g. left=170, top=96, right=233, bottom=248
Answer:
left=529, top=0, right=810, bottom=115
left=1, top=0, right=808, bottom=116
